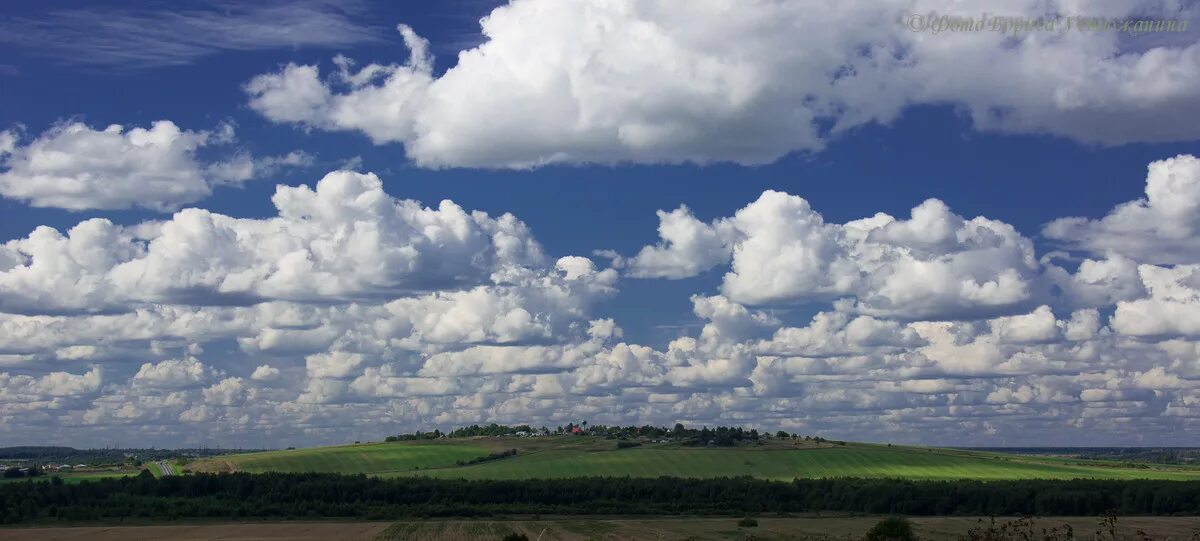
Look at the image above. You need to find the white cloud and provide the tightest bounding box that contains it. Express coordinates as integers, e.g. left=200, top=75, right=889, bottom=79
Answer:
left=205, top=150, right=315, bottom=185
left=628, top=191, right=1042, bottom=320
left=0, top=366, right=101, bottom=402
left=0, top=170, right=554, bottom=314
left=247, top=1, right=1200, bottom=168
left=1111, top=264, right=1200, bottom=338
left=203, top=377, right=249, bottom=406
left=245, top=26, right=431, bottom=143
left=989, top=306, right=1061, bottom=345
left=1064, top=309, right=1103, bottom=342
left=627, top=206, right=732, bottom=278
left=1045, top=253, right=1147, bottom=309
left=0, top=121, right=311, bottom=211
left=306, top=351, right=365, bottom=380
left=720, top=191, right=861, bottom=304
left=250, top=365, right=281, bottom=381
left=0, top=130, right=14, bottom=155
left=4, top=156, right=1200, bottom=446
left=1045, top=155, right=1200, bottom=264
left=758, top=310, right=924, bottom=357
left=132, top=357, right=216, bottom=389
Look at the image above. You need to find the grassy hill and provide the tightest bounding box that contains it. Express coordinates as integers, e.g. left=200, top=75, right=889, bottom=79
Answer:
left=191, top=436, right=1200, bottom=481
left=193, top=442, right=489, bottom=475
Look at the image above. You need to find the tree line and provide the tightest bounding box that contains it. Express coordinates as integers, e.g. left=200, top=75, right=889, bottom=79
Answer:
left=381, top=422, right=838, bottom=447
left=0, top=446, right=258, bottom=466
left=2, top=471, right=1199, bottom=524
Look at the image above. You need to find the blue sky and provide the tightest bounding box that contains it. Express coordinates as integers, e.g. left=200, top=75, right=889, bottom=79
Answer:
left=2, top=0, right=1199, bottom=447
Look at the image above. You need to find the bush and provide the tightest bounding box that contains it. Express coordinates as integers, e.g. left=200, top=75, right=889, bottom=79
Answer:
left=737, top=517, right=758, bottom=527
left=865, top=516, right=915, bottom=541
left=500, top=533, right=529, bottom=541
left=456, top=448, right=518, bottom=466
left=616, top=441, right=642, bottom=449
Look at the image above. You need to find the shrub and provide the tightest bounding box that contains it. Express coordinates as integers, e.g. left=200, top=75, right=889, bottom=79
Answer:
left=865, top=516, right=915, bottom=541
left=737, top=517, right=758, bottom=527
left=500, top=533, right=529, bottom=541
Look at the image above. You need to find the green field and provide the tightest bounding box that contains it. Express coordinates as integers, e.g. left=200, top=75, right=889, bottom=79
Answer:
left=405, top=446, right=1200, bottom=481
left=197, top=442, right=490, bottom=475
left=195, top=438, right=1200, bottom=482
left=0, top=470, right=136, bottom=484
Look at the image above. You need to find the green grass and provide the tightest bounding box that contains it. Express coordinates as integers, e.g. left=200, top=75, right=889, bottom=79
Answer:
left=210, top=442, right=490, bottom=475
left=59, top=471, right=137, bottom=483
left=196, top=438, right=1200, bottom=482
left=0, top=470, right=137, bottom=484
left=398, top=443, right=1200, bottom=481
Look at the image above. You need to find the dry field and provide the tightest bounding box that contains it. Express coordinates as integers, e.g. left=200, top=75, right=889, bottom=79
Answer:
left=2, top=516, right=1198, bottom=541
left=0, top=521, right=391, bottom=540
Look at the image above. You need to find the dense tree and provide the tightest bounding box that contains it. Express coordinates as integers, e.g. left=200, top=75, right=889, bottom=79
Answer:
left=2, top=474, right=1199, bottom=524
left=384, top=423, right=801, bottom=446
left=865, top=517, right=916, bottom=541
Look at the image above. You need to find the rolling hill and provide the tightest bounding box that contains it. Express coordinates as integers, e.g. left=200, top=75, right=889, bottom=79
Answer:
left=194, top=442, right=489, bottom=475
left=190, top=436, right=1200, bottom=481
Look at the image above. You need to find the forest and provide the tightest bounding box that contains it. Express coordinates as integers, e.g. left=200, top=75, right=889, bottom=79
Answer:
left=2, top=471, right=1199, bottom=524
left=382, top=422, right=837, bottom=447
left=0, top=447, right=256, bottom=465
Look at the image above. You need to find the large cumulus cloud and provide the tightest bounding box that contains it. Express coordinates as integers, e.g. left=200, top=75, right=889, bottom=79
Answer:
left=0, top=170, right=552, bottom=314
left=1045, top=155, right=1200, bottom=264
left=246, top=0, right=1200, bottom=168
left=627, top=191, right=1042, bottom=320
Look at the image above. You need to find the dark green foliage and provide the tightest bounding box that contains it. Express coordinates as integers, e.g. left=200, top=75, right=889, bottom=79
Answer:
left=450, top=424, right=534, bottom=438
left=682, top=426, right=761, bottom=447
left=3, top=465, right=42, bottom=478
left=864, top=516, right=915, bottom=541
left=0, top=446, right=254, bottom=466
left=455, top=449, right=517, bottom=466
left=738, top=517, right=758, bottom=527
left=967, top=447, right=1200, bottom=466
left=384, top=423, right=827, bottom=444
left=616, top=441, right=642, bottom=449
left=1, top=474, right=1200, bottom=524
left=386, top=429, right=444, bottom=442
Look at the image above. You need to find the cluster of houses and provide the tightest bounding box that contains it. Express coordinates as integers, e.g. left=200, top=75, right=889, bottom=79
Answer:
left=0, top=463, right=88, bottom=472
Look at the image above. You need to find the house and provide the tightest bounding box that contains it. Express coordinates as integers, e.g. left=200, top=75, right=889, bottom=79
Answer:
left=571, top=426, right=583, bottom=434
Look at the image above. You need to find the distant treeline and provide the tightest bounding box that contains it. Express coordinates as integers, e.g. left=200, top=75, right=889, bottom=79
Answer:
left=0, top=447, right=259, bottom=465
left=383, top=422, right=834, bottom=447
left=2, top=472, right=1199, bottom=523
left=970, top=447, right=1200, bottom=466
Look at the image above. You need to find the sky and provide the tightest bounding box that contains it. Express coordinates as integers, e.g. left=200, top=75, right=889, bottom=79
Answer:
left=1, top=0, right=1199, bottom=448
